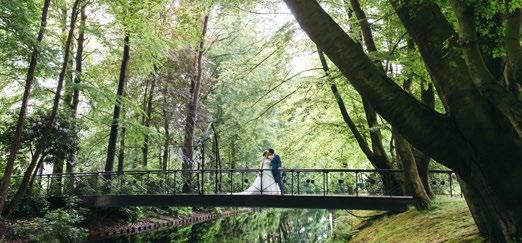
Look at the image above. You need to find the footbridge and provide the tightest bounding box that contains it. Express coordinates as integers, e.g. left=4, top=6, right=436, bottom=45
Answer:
left=13, top=169, right=459, bottom=212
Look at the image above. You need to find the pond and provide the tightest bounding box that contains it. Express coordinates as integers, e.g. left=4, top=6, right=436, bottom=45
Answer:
left=105, top=209, right=336, bottom=242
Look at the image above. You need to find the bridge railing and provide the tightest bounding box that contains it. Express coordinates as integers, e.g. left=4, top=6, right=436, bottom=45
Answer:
left=10, top=169, right=460, bottom=198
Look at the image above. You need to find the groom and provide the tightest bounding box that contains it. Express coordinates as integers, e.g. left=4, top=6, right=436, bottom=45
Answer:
left=268, top=148, right=284, bottom=194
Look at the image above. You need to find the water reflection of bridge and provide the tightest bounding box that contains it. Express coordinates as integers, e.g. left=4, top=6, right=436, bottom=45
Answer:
left=12, top=169, right=458, bottom=211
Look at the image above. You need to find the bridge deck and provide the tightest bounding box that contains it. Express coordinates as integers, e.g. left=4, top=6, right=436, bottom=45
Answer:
left=48, top=194, right=413, bottom=211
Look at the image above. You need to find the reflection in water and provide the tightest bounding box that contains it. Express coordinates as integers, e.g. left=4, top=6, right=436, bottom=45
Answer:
left=110, top=209, right=334, bottom=242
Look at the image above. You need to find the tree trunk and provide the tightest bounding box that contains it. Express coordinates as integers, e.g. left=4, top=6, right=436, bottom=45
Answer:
left=29, top=154, right=46, bottom=191
left=142, top=67, right=157, bottom=167
left=394, top=79, right=432, bottom=205
left=211, top=123, right=221, bottom=192
left=65, top=4, right=86, bottom=184
left=181, top=15, right=209, bottom=192
left=62, top=1, right=75, bottom=110
left=3, top=0, right=81, bottom=217
left=162, top=80, right=170, bottom=171
left=394, top=132, right=430, bottom=210
left=459, top=177, right=505, bottom=241
left=50, top=153, right=65, bottom=195
left=117, top=125, right=126, bottom=173
left=414, top=83, right=435, bottom=198
left=54, top=2, right=72, bottom=192
left=105, top=33, right=130, bottom=174
left=0, top=0, right=51, bottom=214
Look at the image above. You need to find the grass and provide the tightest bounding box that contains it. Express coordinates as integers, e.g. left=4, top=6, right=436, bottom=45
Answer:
left=332, top=198, right=486, bottom=243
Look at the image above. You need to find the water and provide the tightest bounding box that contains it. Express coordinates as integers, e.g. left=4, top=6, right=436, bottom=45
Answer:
left=108, top=209, right=335, bottom=242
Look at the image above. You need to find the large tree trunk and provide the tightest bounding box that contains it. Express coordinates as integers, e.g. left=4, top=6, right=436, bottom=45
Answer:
left=142, top=67, right=157, bottom=167
left=105, top=33, right=130, bottom=174
left=3, top=0, right=81, bottom=217
left=0, top=0, right=52, bottom=214
left=181, top=15, right=209, bottom=192
left=285, top=0, right=522, bottom=240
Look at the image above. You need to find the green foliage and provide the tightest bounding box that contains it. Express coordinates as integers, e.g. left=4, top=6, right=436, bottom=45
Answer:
left=7, top=197, right=87, bottom=242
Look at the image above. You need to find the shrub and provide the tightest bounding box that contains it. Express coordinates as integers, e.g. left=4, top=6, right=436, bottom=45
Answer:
left=9, top=204, right=87, bottom=242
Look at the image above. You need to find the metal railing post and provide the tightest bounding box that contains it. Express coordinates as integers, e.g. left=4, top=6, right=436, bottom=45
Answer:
left=229, top=170, right=233, bottom=194
left=164, top=171, right=167, bottom=194
left=291, top=170, right=294, bottom=195
left=323, top=171, right=326, bottom=196
left=449, top=172, right=453, bottom=197
left=241, top=171, right=245, bottom=191
left=200, top=170, right=205, bottom=195
left=119, top=173, right=123, bottom=194
left=46, top=175, right=51, bottom=197
left=173, top=171, right=177, bottom=195
left=355, top=172, right=359, bottom=196
left=297, top=171, right=300, bottom=194
left=260, top=169, right=263, bottom=195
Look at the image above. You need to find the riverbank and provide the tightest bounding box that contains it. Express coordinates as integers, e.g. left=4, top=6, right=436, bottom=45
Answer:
left=88, top=208, right=252, bottom=240
left=332, top=198, right=486, bottom=242
left=0, top=207, right=252, bottom=242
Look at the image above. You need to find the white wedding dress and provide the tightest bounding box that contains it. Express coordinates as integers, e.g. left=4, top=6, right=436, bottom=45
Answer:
left=236, top=158, right=281, bottom=195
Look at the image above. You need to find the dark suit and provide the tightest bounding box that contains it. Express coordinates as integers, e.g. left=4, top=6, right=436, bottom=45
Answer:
left=271, top=154, right=284, bottom=194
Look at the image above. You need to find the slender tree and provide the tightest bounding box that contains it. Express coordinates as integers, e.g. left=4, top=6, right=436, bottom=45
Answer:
left=66, top=3, right=87, bottom=177
left=142, top=66, right=158, bottom=167
left=0, top=0, right=52, bottom=215
left=105, top=33, right=130, bottom=173
left=162, top=78, right=170, bottom=171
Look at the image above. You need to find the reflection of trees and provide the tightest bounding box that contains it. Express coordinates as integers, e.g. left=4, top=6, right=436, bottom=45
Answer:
left=210, top=209, right=330, bottom=242
left=113, top=209, right=332, bottom=242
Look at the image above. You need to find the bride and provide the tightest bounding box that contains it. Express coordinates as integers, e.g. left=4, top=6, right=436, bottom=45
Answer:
left=235, top=150, right=281, bottom=195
